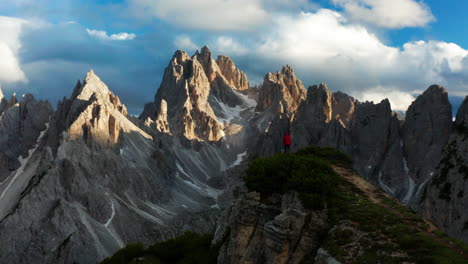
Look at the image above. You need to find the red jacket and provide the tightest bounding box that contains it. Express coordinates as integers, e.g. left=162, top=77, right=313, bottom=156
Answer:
left=283, top=133, right=291, bottom=145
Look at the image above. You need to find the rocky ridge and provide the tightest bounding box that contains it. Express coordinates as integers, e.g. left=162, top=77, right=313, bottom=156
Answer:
left=0, top=91, right=52, bottom=180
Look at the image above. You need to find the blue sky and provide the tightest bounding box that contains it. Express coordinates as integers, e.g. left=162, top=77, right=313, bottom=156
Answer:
left=0, top=0, right=467, bottom=114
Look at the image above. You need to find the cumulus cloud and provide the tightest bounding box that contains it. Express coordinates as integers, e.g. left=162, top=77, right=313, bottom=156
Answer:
left=129, top=0, right=269, bottom=31
left=234, top=9, right=468, bottom=110
left=174, top=35, right=199, bottom=52
left=0, top=16, right=27, bottom=84
left=86, top=29, right=136, bottom=41
left=212, top=36, right=248, bottom=56
left=332, top=0, right=434, bottom=28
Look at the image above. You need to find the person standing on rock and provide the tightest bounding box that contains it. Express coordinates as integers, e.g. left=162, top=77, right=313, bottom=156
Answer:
left=283, top=132, right=292, bottom=153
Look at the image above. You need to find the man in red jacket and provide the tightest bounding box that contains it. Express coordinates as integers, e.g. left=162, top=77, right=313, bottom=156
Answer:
left=283, top=132, right=291, bottom=153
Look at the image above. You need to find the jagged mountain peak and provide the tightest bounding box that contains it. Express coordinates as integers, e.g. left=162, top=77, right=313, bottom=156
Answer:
left=424, top=84, right=448, bottom=95
left=455, top=96, right=468, bottom=128
left=331, top=90, right=357, bottom=128
left=0, top=87, right=3, bottom=101
left=85, top=68, right=98, bottom=80
left=402, top=84, right=453, bottom=196
left=59, top=70, right=150, bottom=145
left=310, top=83, right=329, bottom=93
left=76, top=70, right=112, bottom=101
left=19, top=93, right=35, bottom=104
left=256, top=64, right=306, bottom=113
left=379, top=98, right=391, bottom=107
left=216, top=55, right=249, bottom=91
left=193, top=46, right=218, bottom=83
left=405, top=84, right=452, bottom=121
left=70, top=70, right=127, bottom=116
left=8, top=93, right=18, bottom=107
left=199, top=45, right=211, bottom=58
left=281, top=64, right=295, bottom=75
left=173, top=49, right=191, bottom=64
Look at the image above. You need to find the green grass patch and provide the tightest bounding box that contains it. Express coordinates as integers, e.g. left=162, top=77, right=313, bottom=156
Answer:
left=101, top=232, right=220, bottom=264
left=244, top=147, right=342, bottom=209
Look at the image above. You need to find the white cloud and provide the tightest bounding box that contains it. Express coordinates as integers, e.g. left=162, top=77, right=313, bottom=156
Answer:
left=86, top=29, right=136, bottom=41
left=174, top=35, right=199, bottom=51
left=245, top=9, right=468, bottom=109
left=354, top=87, right=416, bottom=111
left=332, top=0, right=434, bottom=28
left=261, top=0, right=318, bottom=10
left=0, top=16, right=27, bottom=84
left=212, top=36, right=248, bottom=56
left=258, top=10, right=398, bottom=62
left=129, top=0, right=269, bottom=31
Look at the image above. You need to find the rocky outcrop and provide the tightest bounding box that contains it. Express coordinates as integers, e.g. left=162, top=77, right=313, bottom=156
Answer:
left=402, top=85, right=453, bottom=186
left=455, top=95, right=468, bottom=128
left=291, top=84, right=334, bottom=149
left=331, top=91, right=356, bottom=128
left=256, top=65, right=306, bottom=114
left=154, top=99, right=171, bottom=134
left=216, top=55, right=249, bottom=91
left=214, top=192, right=328, bottom=264
left=0, top=93, right=52, bottom=180
left=350, top=100, right=397, bottom=178
left=0, top=89, right=8, bottom=115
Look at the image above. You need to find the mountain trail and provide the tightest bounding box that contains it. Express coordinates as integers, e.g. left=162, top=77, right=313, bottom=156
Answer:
left=333, top=165, right=468, bottom=259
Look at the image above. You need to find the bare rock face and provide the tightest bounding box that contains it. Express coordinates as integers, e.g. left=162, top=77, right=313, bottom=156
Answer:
left=350, top=100, right=394, bottom=176
left=64, top=70, right=149, bottom=145
left=195, top=46, right=244, bottom=108
left=8, top=93, right=18, bottom=108
left=0, top=89, right=8, bottom=115
left=256, top=65, right=306, bottom=114
left=291, top=84, right=334, bottom=149
left=253, top=113, right=292, bottom=156
left=140, top=47, right=252, bottom=142
left=155, top=99, right=171, bottom=134
left=214, top=192, right=328, bottom=264
left=402, top=85, right=453, bottom=205
left=290, top=85, right=357, bottom=155
left=216, top=55, right=249, bottom=91
left=331, top=91, right=357, bottom=128
left=0, top=93, right=53, bottom=180
left=455, top=96, right=468, bottom=128
left=419, top=96, right=468, bottom=242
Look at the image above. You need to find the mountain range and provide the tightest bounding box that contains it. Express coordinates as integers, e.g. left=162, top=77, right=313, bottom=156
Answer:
left=0, top=46, right=466, bottom=263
